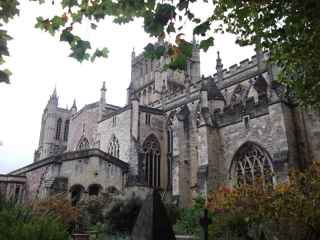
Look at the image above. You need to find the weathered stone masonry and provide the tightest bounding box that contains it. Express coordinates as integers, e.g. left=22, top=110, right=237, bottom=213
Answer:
left=2, top=41, right=320, bottom=207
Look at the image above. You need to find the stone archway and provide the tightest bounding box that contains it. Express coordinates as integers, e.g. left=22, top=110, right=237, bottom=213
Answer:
left=69, top=184, right=85, bottom=205
left=88, top=184, right=103, bottom=196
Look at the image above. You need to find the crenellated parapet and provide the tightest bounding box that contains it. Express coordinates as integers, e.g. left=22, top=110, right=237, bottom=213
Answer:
left=213, top=51, right=270, bottom=89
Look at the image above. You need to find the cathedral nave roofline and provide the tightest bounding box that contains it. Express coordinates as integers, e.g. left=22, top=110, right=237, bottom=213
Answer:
left=10, top=148, right=129, bottom=176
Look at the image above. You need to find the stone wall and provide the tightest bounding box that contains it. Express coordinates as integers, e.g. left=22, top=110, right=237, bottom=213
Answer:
left=98, top=108, right=132, bottom=163
left=25, top=165, right=49, bottom=200
left=68, top=104, right=99, bottom=151
left=9, top=149, right=129, bottom=202
left=219, top=104, right=289, bottom=185
left=58, top=155, right=125, bottom=192
left=300, top=110, right=320, bottom=162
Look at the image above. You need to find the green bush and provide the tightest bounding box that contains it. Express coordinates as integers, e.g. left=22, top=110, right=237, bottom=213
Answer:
left=174, top=196, right=206, bottom=236
left=77, top=193, right=113, bottom=232
left=0, top=198, right=69, bottom=240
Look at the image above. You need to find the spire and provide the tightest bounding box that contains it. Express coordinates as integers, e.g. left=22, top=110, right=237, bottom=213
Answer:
left=52, top=85, right=57, bottom=98
left=101, top=81, right=106, bottom=91
left=216, top=51, right=224, bottom=85
left=216, top=51, right=223, bottom=73
left=72, top=99, right=77, bottom=109
left=48, top=85, right=58, bottom=106
left=71, top=98, right=77, bottom=114
left=100, top=81, right=106, bottom=103
left=131, top=47, right=136, bottom=59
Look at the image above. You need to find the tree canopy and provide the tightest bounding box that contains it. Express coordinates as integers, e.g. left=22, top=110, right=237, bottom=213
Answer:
left=1, top=0, right=320, bottom=106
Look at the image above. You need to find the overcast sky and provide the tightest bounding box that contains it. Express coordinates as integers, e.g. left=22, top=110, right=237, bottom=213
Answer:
left=0, top=0, right=253, bottom=173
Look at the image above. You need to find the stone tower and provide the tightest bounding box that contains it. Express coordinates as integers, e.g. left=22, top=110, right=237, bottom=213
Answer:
left=34, top=87, right=73, bottom=161
left=128, top=39, right=200, bottom=106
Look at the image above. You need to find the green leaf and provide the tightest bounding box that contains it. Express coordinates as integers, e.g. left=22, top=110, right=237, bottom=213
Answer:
left=193, top=21, right=211, bottom=36
left=192, top=18, right=201, bottom=24
left=61, top=0, right=79, bottom=8
left=179, top=40, right=193, bottom=57
left=167, top=53, right=188, bottom=70
left=167, top=22, right=175, bottom=34
left=177, top=0, right=188, bottom=11
left=199, top=37, right=214, bottom=51
left=144, top=43, right=166, bottom=60
left=60, top=29, right=74, bottom=43
left=0, top=69, right=12, bottom=84
left=90, top=47, right=109, bottom=62
left=71, top=12, right=83, bottom=23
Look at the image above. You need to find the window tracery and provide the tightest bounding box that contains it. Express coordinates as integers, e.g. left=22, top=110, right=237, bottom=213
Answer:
left=108, top=135, right=120, bottom=158
left=55, top=118, right=62, bottom=140
left=232, top=142, right=274, bottom=186
left=63, top=120, right=70, bottom=141
left=77, top=137, right=90, bottom=150
left=143, top=134, right=161, bottom=188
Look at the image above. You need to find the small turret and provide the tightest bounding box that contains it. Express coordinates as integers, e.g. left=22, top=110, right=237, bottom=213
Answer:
left=216, top=51, right=224, bottom=88
left=99, top=81, right=107, bottom=121
left=131, top=47, right=136, bottom=62
left=191, top=35, right=200, bottom=83
left=100, top=81, right=106, bottom=103
left=71, top=99, right=77, bottom=115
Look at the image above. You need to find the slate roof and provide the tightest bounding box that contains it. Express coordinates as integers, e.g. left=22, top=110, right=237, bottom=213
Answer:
left=207, top=77, right=225, bottom=101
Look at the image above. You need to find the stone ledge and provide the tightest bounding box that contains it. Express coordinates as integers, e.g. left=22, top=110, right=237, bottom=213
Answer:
left=10, top=149, right=129, bottom=176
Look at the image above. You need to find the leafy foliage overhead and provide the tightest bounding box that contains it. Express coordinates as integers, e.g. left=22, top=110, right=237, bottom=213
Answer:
left=1, top=0, right=320, bottom=107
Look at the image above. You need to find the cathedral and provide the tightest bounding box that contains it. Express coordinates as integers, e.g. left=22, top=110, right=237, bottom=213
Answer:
left=2, top=39, right=320, bottom=207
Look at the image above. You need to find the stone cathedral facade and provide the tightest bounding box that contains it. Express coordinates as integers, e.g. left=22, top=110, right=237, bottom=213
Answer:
left=2, top=40, right=320, bottom=206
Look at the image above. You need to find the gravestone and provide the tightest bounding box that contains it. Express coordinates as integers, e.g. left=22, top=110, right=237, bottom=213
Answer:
left=131, top=189, right=176, bottom=240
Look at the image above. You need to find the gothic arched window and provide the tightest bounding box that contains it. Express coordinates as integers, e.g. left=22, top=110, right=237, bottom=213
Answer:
left=55, top=118, right=62, bottom=140
left=143, top=134, right=161, bottom=188
left=77, top=137, right=90, bottom=150
left=63, top=120, right=70, bottom=141
left=108, top=135, right=120, bottom=158
left=231, top=142, right=274, bottom=187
